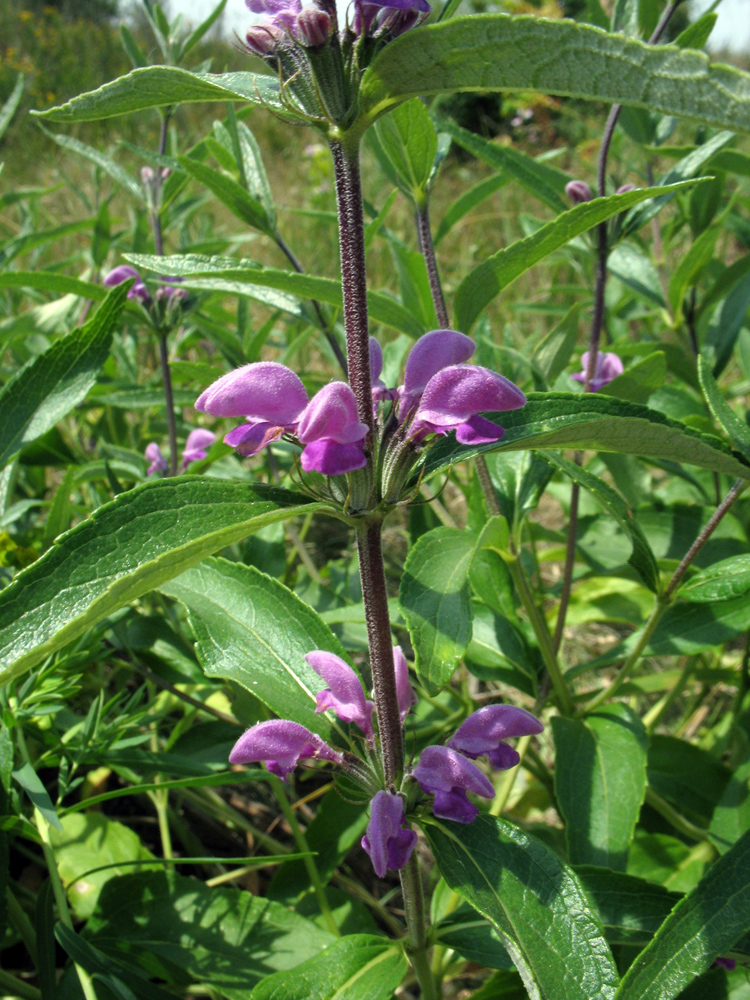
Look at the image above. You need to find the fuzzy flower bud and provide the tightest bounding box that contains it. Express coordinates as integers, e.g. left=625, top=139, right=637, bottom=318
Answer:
left=565, top=180, right=594, bottom=205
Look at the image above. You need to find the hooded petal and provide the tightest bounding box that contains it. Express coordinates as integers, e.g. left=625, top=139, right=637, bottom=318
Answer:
left=297, top=382, right=369, bottom=445
left=305, top=651, right=375, bottom=738
left=195, top=362, right=309, bottom=423
left=447, top=704, right=543, bottom=771
left=393, top=646, right=416, bottom=723
left=361, top=791, right=418, bottom=877
left=413, top=365, right=526, bottom=437
left=413, top=745, right=494, bottom=824
left=103, top=265, right=150, bottom=303
left=229, top=719, right=343, bottom=778
left=145, top=442, right=167, bottom=476
left=399, top=330, right=475, bottom=413
left=224, top=421, right=285, bottom=457
left=181, top=429, right=216, bottom=468
left=571, top=352, right=624, bottom=392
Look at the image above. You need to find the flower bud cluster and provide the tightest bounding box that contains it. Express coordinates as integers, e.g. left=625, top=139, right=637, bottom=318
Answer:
left=228, top=648, right=543, bottom=877
left=103, top=265, right=189, bottom=329
left=241, top=0, right=430, bottom=127
left=145, top=429, right=216, bottom=476
left=194, top=329, right=526, bottom=514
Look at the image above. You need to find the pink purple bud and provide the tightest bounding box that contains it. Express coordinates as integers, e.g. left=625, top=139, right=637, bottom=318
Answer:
left=141, top=166, right=155, bottom=185
left=571, top=351, right=624, bottom=392
left=616, top=183, right=636, bottom=194
left=297, top=5, right=331, bottom=46
left=180, top=429, right=216, bottom=470
left=393, top=646, right=416, bottom=723
left=361, top=790, right=417, bottom=877
left=246, top=0, right=302, bottom=29
left=145, top=442, right=167, bottom=476
left=304, top=651, right=375, bottom=739
left=229, top=719, right=343, bottom=779
left=565, top=180, right=594, bottom=205
left=411, top=365, right=526, bottom=445
left=245, top=22, right=283, bottom=55
left=103, top=265, right=151, bottom=304
left=447, top=704, right=543, bottom=771
left=413, top=745, right=494, bottom=824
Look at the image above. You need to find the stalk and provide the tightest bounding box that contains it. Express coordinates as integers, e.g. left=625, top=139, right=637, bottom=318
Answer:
left=554, top=0, right=688, bottom=647
left=416, top=202, right=450, bottom=329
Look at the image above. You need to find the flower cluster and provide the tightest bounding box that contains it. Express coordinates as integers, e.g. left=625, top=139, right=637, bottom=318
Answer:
left=242, top=0, right=430, bottom=127
left=195, top=329, right=525, bottom=507
left=145, top=429, right=216, bottom=475
left=103, top=265, right=188, bottom=323
left=228, top=649, right=542, bottom=877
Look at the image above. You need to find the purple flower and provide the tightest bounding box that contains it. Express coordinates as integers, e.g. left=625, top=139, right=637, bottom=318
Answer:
left=413, top=745, right=494, bottom=824
left=103, top=265, right=151, bottom=304
left=246, top=0, right=301, bottom=30
left=398, top=329, right=475, bottom=417
left=565, top=180, right=594, bottom=205
left=571, top=351, right=624, bottom=392
left=229, top=719, right=343, bottom=779
left=195, top=362, right=309, bottom=457
left=370, top=336, right=394, bottom=402
left=180, top=429, right=216, bottom=470
left=393, top=646, right=416, bottom=723
left=297, top=382, right=369, bottom=476
left=352, top=0, right=430, bottom=38
left=447, top=704, right=543, bottom=771
left=145, top=442, right=167, bottom=476
left=410, top=365, right=526, bottom=445
left=304, top=650, right=375, bottom=739
left=714, top=958, right=737, bottom=971
left=361, top=790, right=417, bottom=877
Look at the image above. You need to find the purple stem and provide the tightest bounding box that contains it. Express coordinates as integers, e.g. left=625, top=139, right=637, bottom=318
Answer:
left=416, top=203, right=450, bottom=329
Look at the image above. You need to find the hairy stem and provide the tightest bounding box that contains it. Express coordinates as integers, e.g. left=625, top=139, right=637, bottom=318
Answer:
left=400, top=854, right=439, bottom=1000
left=416, top=202, right=450, bottom=329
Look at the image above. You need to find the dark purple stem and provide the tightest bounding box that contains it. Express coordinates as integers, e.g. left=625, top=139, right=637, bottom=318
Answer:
left=416, top=203, right=450, bottom=329
left=356, top=517, right=404, bottom=785
left=329, top=139, right=375, bottom=438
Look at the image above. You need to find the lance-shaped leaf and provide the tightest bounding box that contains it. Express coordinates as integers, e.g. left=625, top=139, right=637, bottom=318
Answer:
left=544, top=452, right=659, bottom=592
left=0, top=282, right=127, bottom=470
left=160, top=558, right=356, bottom=743
left=177, top=156, right=275, bottom=237
left=697, top=355, right=750, bottom=463
left=32, top=67, right=286, bottom=122
left=0, top=481, right=323, bottom=686
left=615, top=830, right=750, bottom=1000
left=250, top=935, right=407, bottom=1000
left=0, top=272, right=106, bottom=300
left=420, top=393, right=750, bottom=483
left=359, top=15, right=750, bottom=133
left=399, top=527, right=478, bottom=692
left=553, top=706, right=649, bottom=872
left=126, top=253, right=424, bottom=339
left=454, top=181, right=705, bottom=332
left=423, top=814, right=620, bottom=1000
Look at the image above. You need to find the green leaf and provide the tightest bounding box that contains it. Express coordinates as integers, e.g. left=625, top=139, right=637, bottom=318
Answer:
left=437, top=117, right=570, bottom=214
left=680, top=555, right=750, bottom=603
left=434, top=172, right=508, bottom=246
left=698, top=356, right=750, bottom=461
left=600, top=352, right=667, bottom=405
left=574, top=867, right=681, bottom=948
left=553, top=705, right=648, bottom=871
left=531, top=304, right=581, bottom=386
left=250, top=934, right=407, bottom=1000
left=84, top=870, right=334, bottom=998
left=435, top=905, right=514, bottom=970
left=126, top=253, right=424, bottom=339
left=12, top=762, right=62, bottom=831
left=668, top=225, right=721, bottom=316
left=49, top=813, right=157, bottom=920
left=423, top=814, right=620, bottom=1000
left=0, top=75, right=24, bottom=142
left=374, top=98, right=437, bottom=199
left=160, top=557, right=353, bottom=742
left=179, top=0, right=229, bottom=59
left=484, top=452, right=554, bottom=533
left=0, top=481, right=321, bottom=687
left=674, top=12, right=717, bottom=51
left=33, top=67, right=286, bottom=122
left=454, top=182, right=701, bottom=332
left=543, top=451, right=659, bottom=591
left=399, top=526, right=477, bottom=692
left=607, top=243, right=665, bottom=306
left=178, top=155, right=274, bottom=236
left=615, top=830, right=750, bottom=1000
left=55, top=925, right=175, bottom=1000
left=0, top=281, right=126, bottom=470
left=360, top=15, right=750, bottom=134
left=0, top=271, right=106, bottom=300
left=647, top=735, right=730, bottom=825
left=39, top=128, right=144, bottom=201
left=709, top=756, right=750, bottom=856
left=420, top=393, right=750, bottom=484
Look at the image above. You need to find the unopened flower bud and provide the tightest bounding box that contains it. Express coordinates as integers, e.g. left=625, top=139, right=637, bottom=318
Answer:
left=141, top=166, right=155, bottom=185
left=245, top=23, right=282, bottom=56
left=297, top=5, right=331, bottom=47
left=566, top=180, right=593, bottom=205
left=160, top=167, right=172, bottom=180
left=616, top=183, right=636, bottom=194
